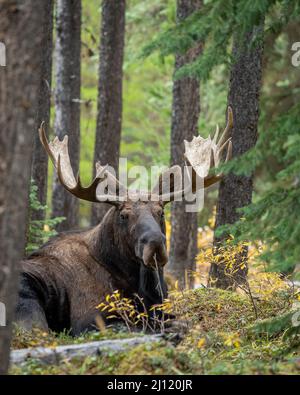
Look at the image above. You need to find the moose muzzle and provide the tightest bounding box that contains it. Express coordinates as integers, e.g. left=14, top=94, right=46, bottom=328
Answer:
left=141, top=233, right=168, bottom=269
left=135, top=217, right=168, bottom=269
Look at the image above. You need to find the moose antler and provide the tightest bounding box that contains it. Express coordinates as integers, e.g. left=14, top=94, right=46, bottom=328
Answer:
left=184, top=106, right=233, bottom=190
left=40, top=107, right=233, bottom=206
left=152, top=107, right=233, bottom=203
left=39, top=122, right=127, bottom=204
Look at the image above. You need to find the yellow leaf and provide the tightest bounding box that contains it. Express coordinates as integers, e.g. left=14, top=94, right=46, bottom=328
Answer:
left=233, top=340, right=241, bottom=349
left=197, top=338, right=206, bottom=349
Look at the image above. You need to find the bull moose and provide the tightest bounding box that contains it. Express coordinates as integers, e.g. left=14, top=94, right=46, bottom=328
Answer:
left=15, top=108, right=233, bottom=335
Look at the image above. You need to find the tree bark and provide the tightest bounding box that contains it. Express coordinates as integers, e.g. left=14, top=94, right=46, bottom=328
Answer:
left=209, top=24, right=264, bottom=289
left=0, top=0, right=46, bottom=374
left=52, top=0, right=81, bottom=231
left=91, top=0, right=126, bottom=226
left=30, top=0, right=54, bottom=222
left=168, top=0, right=202, bottom=289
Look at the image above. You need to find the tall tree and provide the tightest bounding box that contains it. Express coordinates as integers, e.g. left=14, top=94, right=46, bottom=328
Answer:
left=30, top=0, right=54, bottom=222
left=168, top=0, right=202, bottom=289
left=91, top=0, right=126, bottom=226
left=209, top=24, right=264, bottom=289
left=0, top=0, right=46, bottom=374
left=52, top=0, right=81, bottom=231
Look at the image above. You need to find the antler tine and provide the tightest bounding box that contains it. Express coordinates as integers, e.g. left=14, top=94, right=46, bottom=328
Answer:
left=212, top=124, right=219, bottom=144
left=218, top=137, right=232, bottom=158
left=95, top=162, right=127, bottom=199
left=217, top=106, right=233, bottom=148
left=225, top=140, right=232, bottom=163
left=39, top=123, right=77, bottom=191
left=38, top=121, right=56, bottom=164
left=210, top=147, right=215, bottom=169
left=181, top=106, right=234, bottom=193
left=56, top=155, right=110, bottom=202
left=39, top=122, right=126, bottom=205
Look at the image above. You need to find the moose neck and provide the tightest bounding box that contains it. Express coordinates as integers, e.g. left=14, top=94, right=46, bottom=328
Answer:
left=87, top=207, right=167, bottom=306
left=87, top=207, right=139, bottom=293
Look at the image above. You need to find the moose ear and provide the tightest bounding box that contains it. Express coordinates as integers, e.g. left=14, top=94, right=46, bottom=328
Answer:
left=152, top=165, right=183, bottom=198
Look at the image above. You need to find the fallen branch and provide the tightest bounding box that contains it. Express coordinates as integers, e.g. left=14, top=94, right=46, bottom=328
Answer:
left=11, top=334, right=163, bottom=366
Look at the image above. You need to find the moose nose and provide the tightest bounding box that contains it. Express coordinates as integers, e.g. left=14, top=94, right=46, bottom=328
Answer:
left=139, top=231, right=168, bottom=269
left=140, top=232, right=166, bottom=247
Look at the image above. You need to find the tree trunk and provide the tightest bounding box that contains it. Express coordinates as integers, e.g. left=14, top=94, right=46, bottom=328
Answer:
left=91, top=0, right=126, bottom=226
left=168, top=0, right=202, bottom=289
left=209, top=24, right=264, bottom=289
left=52, top=0, right=81, bottom=231
left=0, top=0, right=45, bottom=374
left=30, top=0, right=54, bottom=221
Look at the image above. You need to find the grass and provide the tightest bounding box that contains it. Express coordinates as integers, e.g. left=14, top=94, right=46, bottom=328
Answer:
left=10, top=283, right=300, bottom=375
left=11, top=324, right=140, bottom=350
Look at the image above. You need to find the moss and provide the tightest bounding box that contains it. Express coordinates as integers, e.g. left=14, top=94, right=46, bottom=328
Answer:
left=11, top=324, right=138, bottom=350
left=169, top=287, right=292, bottom=333
left=10, top=287, right=300, bottom=375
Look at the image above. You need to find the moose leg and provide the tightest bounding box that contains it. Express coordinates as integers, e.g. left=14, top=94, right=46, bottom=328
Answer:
left=15, top=273, right=49, bottom=332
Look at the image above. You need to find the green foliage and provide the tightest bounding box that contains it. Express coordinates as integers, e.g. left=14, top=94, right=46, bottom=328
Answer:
left=10, top=287, right=300, bottom=375
left=142, top=0, right=300, bottom=277
left=143, top=0, right=300, bottom=81
left=249, top=307, right=300, bottom=339
left=11, top=324, right=136, bottom=350
left=26, top=180, right=65, bottom=254
left=216, top=103, right=300, bottom=274
left=51, top=0, right=300, bottom=277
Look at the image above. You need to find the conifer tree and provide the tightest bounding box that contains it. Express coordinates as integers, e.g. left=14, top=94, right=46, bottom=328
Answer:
left=91, top=0, right=126, bottom=225
left=52, top=0, right=81, bottom=231
left=0, top=0, right=46, bottom=374
left=169, top=0, right=202, bottom=288
left=209, top=23, right=265, bottom=289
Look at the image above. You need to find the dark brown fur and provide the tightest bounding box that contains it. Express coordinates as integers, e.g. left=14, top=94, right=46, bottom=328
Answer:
left=16, top=201, right=168, bottom=335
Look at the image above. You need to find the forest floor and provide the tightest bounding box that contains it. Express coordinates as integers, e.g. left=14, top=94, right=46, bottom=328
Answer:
left=10, top=275, right=300, bottom=375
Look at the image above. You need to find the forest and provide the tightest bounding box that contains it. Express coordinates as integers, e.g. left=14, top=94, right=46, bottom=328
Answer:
left=0, top=0, right=300, bottom=377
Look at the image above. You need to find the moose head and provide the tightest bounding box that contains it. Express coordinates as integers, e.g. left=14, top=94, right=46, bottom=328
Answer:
left=39, top=107, right=233, bottom=273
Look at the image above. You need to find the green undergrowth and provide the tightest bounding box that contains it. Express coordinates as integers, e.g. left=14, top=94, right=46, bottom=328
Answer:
left=10, top=287, right=300, bottom=375
left=11, top=324, right=139, bottom=350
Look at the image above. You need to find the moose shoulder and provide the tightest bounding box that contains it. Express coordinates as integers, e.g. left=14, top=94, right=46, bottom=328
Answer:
left=17, top=201, right=168, bottom=335
left=16, top=108, right=233, bottom=335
